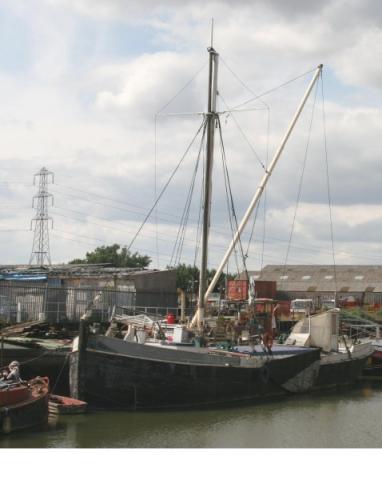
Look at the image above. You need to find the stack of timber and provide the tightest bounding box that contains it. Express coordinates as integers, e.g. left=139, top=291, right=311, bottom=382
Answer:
left=0, top=319, right=47, bottom=338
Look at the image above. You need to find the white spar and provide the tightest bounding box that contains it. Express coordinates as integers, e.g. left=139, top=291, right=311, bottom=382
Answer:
left=190, top=64, right=323, bottom=327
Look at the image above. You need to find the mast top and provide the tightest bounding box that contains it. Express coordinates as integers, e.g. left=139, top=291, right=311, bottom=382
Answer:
left=210, top=18, right=214, bottom=49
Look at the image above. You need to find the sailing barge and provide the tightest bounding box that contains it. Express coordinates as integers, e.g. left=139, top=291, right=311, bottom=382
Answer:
left=70, top=327, right=321, bottom=409
left=69, top=306, right=372, bottom=410
left=69, top=42, right=372, bottom=410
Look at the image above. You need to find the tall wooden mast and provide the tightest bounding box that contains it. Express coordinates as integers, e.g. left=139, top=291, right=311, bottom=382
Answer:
left=196, top=43, right=219, bottom=330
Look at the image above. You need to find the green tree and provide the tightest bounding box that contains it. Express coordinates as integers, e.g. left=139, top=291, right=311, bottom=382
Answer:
left=170, top=263, right=234, bottom=293
left=173, top=263, right=200, bottom=292
left=207, top=268, right=235, bottom=294
left=69, top=244, right=151, bottom=268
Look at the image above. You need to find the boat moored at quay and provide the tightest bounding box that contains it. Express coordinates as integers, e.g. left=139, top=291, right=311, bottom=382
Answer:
left=69, top=306, right=372, bottom=410
left=69, top=41, right=372, bottom=410
left=70, top=326, right=321, bottom=409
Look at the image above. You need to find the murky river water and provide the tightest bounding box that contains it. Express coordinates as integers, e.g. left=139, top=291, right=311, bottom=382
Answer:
left=2, top=382, right=382, bottom=448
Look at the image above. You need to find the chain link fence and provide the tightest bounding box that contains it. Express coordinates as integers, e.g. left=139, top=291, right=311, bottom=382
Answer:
left=0, top=283, right=179, bottom=325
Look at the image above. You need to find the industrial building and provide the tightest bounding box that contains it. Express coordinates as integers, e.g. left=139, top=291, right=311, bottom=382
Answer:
left=239, top=265, right=382, bottom=307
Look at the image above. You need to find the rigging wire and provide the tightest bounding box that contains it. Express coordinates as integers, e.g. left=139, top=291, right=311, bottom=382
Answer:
left=231, top=67, right=318, bottom=110
left=155, top=62, right=207, bottom=116
left=243, top=108, right=271, bottom=266
left=52, top=187, right=201, bottom=229
left=49, top=226, right=382, bottom=267
left=193, top=137, right=205, bottom=271
left=245, top=196, right=262, bottom=258
left=217, top=116, right=249, bottom=280
left=47, top=202, right=382, bottom=265
left=170, top=121, right=207, bottom=267
left=261, top=106, right=271, bottom=270
left=51, top=206, right=382, bottom=264
left=127, top=118, right=207, bottom=252
left=52, top=195, right=341, bottom=258
left=52, top=201, right=250, bottom=252
left=156, top=112, right=205, bottom=117
left=52, top=207, right=212, bottom=251
left=218, top=92, right=267, bottom=171
left=220, top=56, right=269, bottom=110
left=219, top=122, right=241, bottom=275
left=320, top=70, right=338, bottom=297
left=260, top=187, right=267, bottom=271
left=281, top=77, right=319, bottom=286
left=151, top=61, right=207, bottom=267
left=217, top=69, right=272, bottom=271
left=154, top=114, right=159, bottom=269
left=220, top=107, right=269, bottom=113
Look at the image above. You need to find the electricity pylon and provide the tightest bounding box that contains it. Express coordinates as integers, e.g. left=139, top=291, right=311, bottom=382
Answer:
left=29, top=167, right=54, bottom=266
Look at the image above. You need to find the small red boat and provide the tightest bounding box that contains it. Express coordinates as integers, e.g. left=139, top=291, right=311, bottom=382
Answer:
left=0, top=377, right=50, bottom=434
left=49, top=394, right=87, bottom=415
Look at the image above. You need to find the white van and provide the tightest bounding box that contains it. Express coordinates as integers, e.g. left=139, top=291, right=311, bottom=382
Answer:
left=290, top=299, right=315, bottom=317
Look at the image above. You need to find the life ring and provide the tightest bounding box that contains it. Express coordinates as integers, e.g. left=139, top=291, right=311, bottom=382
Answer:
left=262, top=332, right=273, bottom=349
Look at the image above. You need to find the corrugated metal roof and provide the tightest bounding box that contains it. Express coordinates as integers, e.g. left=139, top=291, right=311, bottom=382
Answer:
left=238, top=265, right=382, bottom=293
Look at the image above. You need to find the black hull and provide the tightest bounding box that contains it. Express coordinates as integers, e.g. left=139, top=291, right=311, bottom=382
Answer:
left=70, top=336, right=321, bottom=410
left=315, top=354, right=369, bottom=390
left=360, top=349, right=382, bottom=379
left=361, top=364, right=382, bottom=379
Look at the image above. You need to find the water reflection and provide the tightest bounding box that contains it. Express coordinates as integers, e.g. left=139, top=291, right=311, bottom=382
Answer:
left=2, top=384, right=382, bottom=448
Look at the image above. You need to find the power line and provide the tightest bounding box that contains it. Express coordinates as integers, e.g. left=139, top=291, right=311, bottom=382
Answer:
left=127, top=118, right=207, bottom=251
left=51, top=228, right=176, bottom=264
left=52, top=183, right=152, bottom=214
left=50, top=203, right=382, bottom=264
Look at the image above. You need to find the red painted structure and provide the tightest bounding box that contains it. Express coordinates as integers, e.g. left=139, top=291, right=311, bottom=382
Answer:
left=254, top=280, right=277, bottom=299
left=49, top=394, right=87, bottom=415
left=0, top=385, right=30, bottom=407
left=227, top=280, right=248, bottom=301
left=0, top=377, right=49, bottom=434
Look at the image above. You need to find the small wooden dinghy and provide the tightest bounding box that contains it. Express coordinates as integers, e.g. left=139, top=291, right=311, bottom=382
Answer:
left=49, top=394, right=87, bottom=415
left=0, top=377, right=49, bottom=434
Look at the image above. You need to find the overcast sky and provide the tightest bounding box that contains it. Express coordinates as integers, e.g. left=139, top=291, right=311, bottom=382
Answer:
left=1, top=0, right=382, bottom=273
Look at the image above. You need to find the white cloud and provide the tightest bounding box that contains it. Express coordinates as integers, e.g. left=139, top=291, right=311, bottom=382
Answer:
left=334, top=29, right=382, bottom=89
left=94, top=52, right=204, bottom=119
left=1, top=0, right=382, bottom=269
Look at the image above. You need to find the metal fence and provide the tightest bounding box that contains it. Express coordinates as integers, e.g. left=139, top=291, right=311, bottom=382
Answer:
left=0, top=283, right=178, bottom=325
